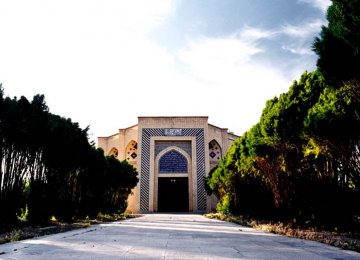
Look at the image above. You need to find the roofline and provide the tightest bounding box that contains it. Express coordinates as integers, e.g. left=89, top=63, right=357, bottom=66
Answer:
left=98, top=124, right=138, bottom=138
left=208, top=123, right=240, bottom=138
left=99, top=117, right=240, bottom=139
left=98, top=132, right=119, bottom=139
left=138, top=116, right=209, bottom=119
left=228, top=134, right=240, bottom=140
left=208, top=123, right=228, bottom=130
left=119, top=123, right=138, bottom=131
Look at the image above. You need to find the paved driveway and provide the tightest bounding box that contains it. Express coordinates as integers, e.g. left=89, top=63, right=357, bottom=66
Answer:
left=0, top=214, right=359, bottom=259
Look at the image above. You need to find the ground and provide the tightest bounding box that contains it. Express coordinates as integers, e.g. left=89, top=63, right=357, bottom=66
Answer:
left=0, top=214, right=132, bottom=244
left=0, top=214, right=359, bottom=259
left=206, top=213, right=360, bottom=252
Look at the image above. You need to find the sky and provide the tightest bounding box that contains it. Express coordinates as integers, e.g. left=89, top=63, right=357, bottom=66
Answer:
left=0, top=0, right=331, bottom=142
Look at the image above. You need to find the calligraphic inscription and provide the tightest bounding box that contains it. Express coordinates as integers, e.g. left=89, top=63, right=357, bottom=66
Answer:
left=164, top=128, right=182, bottom=136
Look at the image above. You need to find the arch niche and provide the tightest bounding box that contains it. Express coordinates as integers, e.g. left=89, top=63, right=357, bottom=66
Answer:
left=125, top=140, right=138, bottom=164
left=209, top=139, right=222, bottom=169
left=108, top=147, right=119, bottom=158
left=154, top=146, right=192, bottom=212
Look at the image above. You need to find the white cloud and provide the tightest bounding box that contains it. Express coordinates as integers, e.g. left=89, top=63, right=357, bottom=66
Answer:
left=114, top=0, right=176, bottom=33
left=239, top=26, right=275, bottom=42
left=298, top=0, right=331, bottom=13
left=0, top=0, right=325, bottom=140
left=177, top=35, right=264, bottom=84
left=177, top=33, right=291, bottom=134
left=279, top=18, right=327, bottom=58
left=281, top=19, right=325, bottom=38
left=0, top=0, right=177, bottom=138
left=281, top=45, right=313, bottom=55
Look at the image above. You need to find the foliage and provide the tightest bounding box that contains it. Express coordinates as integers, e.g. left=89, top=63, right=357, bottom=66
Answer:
left=0, top=85, right=138, bottom=225
left=313, top=0, right=360, bottom=84
left=207, top=0, right=360, bottom=227
left=9, top=229, right=25, bottom=242
left=101, top=156, right=139, bottom=214
left=207, top=71, right=360, bottom=225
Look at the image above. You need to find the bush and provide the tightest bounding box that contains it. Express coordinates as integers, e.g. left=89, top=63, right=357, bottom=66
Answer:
left=217, top=194, right=231, bottom=215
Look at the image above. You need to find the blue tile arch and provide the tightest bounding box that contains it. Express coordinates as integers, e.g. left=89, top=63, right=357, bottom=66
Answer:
left=159, top=150, right=188, bottom=173
left=140, top=128, right=206, bottom=212
left=155, top=141, right=192, bottom=158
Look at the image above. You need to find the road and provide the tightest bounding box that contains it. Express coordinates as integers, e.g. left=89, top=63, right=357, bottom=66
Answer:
left=0, top=214, right=359, bottom=259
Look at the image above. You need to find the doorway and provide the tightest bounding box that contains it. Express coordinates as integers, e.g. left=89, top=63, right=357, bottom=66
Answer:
left=158, top=177, right=189, bottom=212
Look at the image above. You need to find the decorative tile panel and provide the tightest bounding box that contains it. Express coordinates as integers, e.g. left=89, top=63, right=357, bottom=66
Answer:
left=209, top=140, right=222, bottom=162
left=140, top=128, right=206, bottom=211
left=126, top=140, right=138, bottom=162
left=159, top=150, right=188, bottom=173
left=108, top=147, right=119, bottom=158
left=155, top=141, right=191, bottom=158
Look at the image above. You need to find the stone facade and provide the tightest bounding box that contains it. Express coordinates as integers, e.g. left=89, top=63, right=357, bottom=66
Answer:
left=98, top=117, right=238, bottom=213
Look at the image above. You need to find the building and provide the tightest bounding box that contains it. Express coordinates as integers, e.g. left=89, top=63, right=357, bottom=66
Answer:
left=98, top=117, right=238, bottom=213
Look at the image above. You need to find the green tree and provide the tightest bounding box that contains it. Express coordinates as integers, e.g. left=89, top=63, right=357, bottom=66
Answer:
left=0, top=91, right=49, bottom=224
left=0, top=86, right=139, bottom=225
left=305, top=82, right=360, bottom=190
left=207, top=124, right=273, bottom=216
left=313, top=0, right=360, bottom=84
left=207, top=0, right=360, bottom=227
left=101, top=156, right=138, bottom=214
left=207, top=70, right=359, bottom=224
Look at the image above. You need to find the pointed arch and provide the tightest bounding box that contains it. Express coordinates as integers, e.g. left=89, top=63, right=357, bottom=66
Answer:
left=209, top=139, right=222, bottom=163
left=125, top=140, right=138, bottom=162
left=153, top=146, right=193, bottom=212
left=108, top=147, right=119, bottom=158
left=158, top=149, right=188, bottom=173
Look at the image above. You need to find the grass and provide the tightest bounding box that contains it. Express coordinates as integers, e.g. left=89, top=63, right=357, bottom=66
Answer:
left=9, top=230, right=25, bottom=242
left=206, top=213, right=360, bottom=252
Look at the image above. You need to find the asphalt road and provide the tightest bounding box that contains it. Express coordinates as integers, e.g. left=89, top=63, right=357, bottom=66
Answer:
left=0, top=214, right=359, bottom=259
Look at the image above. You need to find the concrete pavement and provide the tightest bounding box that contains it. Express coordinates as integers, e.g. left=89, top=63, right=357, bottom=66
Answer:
left=0, top=214, right=359, bottom=259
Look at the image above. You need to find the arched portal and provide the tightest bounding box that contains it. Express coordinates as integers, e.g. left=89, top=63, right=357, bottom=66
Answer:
left=154, top=147, right=191, bottom=212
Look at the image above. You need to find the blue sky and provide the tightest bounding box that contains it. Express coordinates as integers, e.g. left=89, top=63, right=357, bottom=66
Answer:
left=0, top=0, right=331, bottom=141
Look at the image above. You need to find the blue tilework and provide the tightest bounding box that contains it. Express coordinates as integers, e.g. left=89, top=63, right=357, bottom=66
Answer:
left=140, top=128, right=206, bottom=211
left=155, top=141, right=192, bottom=158
left=159, top=150, right=188, bottom=173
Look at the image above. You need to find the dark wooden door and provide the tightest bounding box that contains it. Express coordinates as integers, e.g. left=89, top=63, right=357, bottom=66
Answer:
left=158, top=177, right=189, bottom=212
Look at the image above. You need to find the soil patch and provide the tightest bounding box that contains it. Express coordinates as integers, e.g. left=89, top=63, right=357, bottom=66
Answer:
left=206, top=213, right=360, bottom=252
left=0, top=214, right=141, bottom=244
